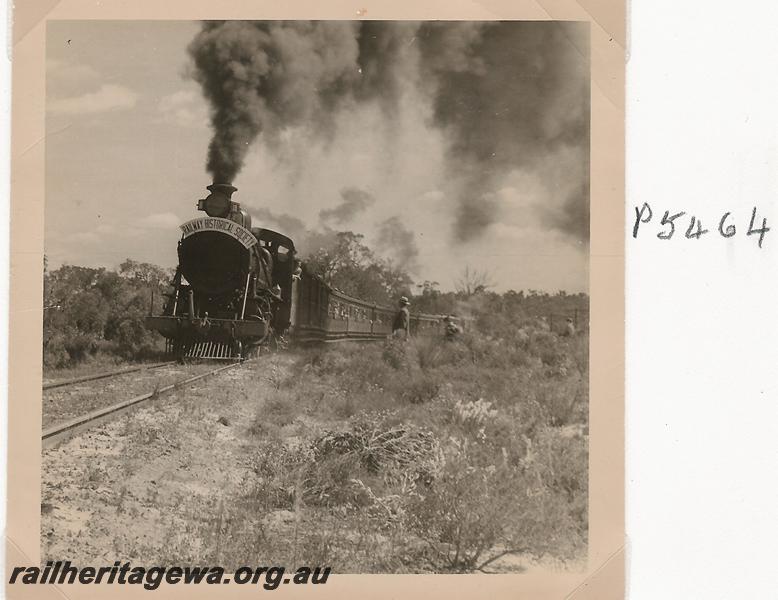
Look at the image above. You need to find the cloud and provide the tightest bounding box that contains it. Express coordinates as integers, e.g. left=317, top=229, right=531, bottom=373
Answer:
left=157, top=89, right=209, bottom=128
left=48, top=84, right=139, bottom=115
left=95, top=224, right=117, bottom=235
left=62, top=215, right=179, bottom=251
left=47, top=58, right=100, bottom=88
left=69, top=231, right=101, bottom=244
left=136, top=212, right=181, bottom=229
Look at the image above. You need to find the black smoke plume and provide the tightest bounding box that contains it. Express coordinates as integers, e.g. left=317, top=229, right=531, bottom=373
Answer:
left=319, top=187, right=375, bottom=225
left=417, top=21, right=590, bottom=242
left=253, top=207, right=338, bottom=255
left=188, top=21, right=361, bottom=183
left=376, top=216, right=419, bottom=272
left=189, top=21, right=589, bottom=244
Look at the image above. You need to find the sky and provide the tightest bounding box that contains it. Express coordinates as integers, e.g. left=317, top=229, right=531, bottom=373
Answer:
left=45, top=20, right=590, bottom=293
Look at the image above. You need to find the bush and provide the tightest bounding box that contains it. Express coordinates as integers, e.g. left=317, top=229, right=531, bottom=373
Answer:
left=381, top=338, right=415, bottom=370
left=304, top=412, right=443, bottom=507
left=209, top=292, right=591, bottom=572
left=43, top=261, right=171, bottom=370
left=405, top=439, right=529, bottom=571
left=396, top=373, right=440, bottom=404
left=42, top=332, right=71, bottom=368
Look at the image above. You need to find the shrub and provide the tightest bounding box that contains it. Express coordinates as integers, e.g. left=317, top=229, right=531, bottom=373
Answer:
left=304, top=412, right=443, bottom=507
left=453, top=397, right=497, bottom=426
left=396, top=373, right=441, bottom=404
left=43, top=261, right=170, bottom=370
left=405, top=440, right=525, bottom=571
left=381, top=338, right=414, bottom=370
left=42, top=333, right=70, bottom=368
left=212, top=293, right=590, bottom=572
left=531, top=377, right=586, bottom=427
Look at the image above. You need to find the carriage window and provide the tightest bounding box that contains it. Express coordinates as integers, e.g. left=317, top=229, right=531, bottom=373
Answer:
left=276, top=245, right=290, bottom=262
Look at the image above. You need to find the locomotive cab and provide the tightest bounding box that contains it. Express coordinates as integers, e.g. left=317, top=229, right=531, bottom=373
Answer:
left=252, top=228, right=297, bottom=335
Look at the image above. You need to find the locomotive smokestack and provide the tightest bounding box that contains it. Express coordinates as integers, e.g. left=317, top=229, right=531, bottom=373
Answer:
left=199, top=183, right=238, bottom=218
left=206, top=183, right=237, bottom=199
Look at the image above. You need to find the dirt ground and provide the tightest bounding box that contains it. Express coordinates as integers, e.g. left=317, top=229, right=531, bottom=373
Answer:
left=41, top=353, right=297, bottom=564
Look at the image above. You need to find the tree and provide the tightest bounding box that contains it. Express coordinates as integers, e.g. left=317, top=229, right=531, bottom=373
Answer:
left=305, top=232, right=373, bottom=284
left=119, top=259, right=174, bottom=287
left=304, top=231, right=413, bottom=305
left=455, top=265, right=494, bottom=297
left=411, top=280, right=453, bottom=315
left=42, top=260, right=171, bottom=367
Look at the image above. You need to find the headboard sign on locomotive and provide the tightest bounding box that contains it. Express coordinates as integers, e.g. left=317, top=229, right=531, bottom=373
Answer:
left=144, top=185, right=454, bottom=360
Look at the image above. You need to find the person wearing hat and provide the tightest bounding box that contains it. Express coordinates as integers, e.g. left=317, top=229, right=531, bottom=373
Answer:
left=291, top=259, right=303, bottom=282
left=443, top=315, right=462, bottom=340
left=392, top=296, right=411, bottom=339
left=564, top=317, right=576, bottom=337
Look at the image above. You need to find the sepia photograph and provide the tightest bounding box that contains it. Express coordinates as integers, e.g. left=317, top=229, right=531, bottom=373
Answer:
left=39, top=19, right=591, bottom=576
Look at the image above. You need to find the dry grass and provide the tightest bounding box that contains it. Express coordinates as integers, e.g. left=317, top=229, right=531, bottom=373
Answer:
left=140, top=319, right=589, bottom=573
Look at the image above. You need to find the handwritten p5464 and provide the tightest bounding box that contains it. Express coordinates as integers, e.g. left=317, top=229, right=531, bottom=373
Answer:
left=632, top=204, right=770, bottom=248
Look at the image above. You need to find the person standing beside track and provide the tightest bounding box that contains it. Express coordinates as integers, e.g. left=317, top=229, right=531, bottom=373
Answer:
left=392, top=296, right=411, bottom=340
left=443, top=315, right=462, bottom=340
left=564, top=317, right=576, bottom=337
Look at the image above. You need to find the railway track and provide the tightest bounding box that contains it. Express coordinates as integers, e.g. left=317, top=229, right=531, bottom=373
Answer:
left=42, top=360, right=248, bottom=449
left=43, top=361, right=176, bottom=391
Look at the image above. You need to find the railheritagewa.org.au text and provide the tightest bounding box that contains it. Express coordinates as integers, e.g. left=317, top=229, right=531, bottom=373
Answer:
left=9, top=561, right=331, bottom=590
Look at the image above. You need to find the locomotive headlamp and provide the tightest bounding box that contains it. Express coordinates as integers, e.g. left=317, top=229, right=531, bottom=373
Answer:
left=198, top=183, right=237, bottom=218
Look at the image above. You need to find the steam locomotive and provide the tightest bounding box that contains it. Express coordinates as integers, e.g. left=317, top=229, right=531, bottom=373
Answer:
left=145, top=185, right=447, bottom=359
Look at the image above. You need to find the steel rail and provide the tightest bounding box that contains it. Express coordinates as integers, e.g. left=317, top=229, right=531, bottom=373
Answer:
left=43, top=361, right=176, bottom=391
left=42, top=360, right=245, bottom=449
